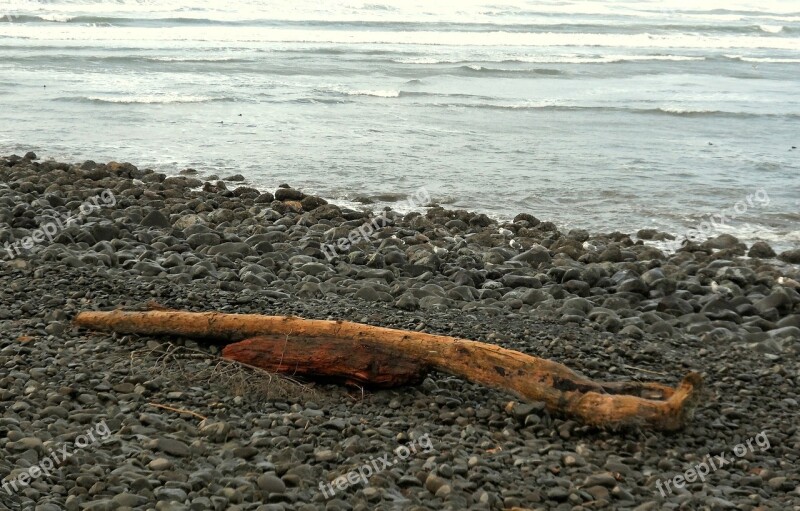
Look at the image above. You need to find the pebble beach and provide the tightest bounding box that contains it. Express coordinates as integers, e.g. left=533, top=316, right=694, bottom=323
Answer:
left=1, top=153, right=799, bottom=510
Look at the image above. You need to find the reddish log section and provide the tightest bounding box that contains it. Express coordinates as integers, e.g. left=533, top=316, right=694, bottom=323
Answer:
left=74, top=310, right=702, bottom=431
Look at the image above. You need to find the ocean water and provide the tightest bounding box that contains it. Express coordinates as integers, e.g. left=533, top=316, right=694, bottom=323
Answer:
left=1, top=0, right=798, bottom=250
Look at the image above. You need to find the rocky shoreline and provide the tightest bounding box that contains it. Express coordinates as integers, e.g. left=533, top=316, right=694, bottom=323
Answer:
left=1, top=152, right=799, bottom=510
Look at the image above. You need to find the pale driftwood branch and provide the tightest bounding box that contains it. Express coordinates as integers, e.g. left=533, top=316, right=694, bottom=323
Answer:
left=74, top=310, right=702, bottom=431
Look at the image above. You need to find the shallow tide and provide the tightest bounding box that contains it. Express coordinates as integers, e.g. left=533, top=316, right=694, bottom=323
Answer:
left=1, top=0, right=798, bottom=249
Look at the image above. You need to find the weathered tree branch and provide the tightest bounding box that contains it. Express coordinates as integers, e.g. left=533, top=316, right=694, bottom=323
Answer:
left=74, top=310, right=702, bottom=430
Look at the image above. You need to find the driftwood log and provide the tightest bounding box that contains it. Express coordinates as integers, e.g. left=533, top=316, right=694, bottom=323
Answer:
left=74, top=310, right=702, bottom=431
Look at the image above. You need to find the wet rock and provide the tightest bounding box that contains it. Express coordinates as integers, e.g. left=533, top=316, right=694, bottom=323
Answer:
left=141, top=210, right=171, bottom=228
left=748, top=241, right=776, bottom=258
left=703, top=233, right=746, bottom=252
left=275, top=187, right=305, bottom=201
left=511, top=245, right=551, bottom=265
left=637, top=228, right=675, bottom=241
left=778, top=249, right=800, bottom=264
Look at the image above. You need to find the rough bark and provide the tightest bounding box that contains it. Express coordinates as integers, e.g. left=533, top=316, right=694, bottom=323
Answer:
left=222, top=335, right=429, bottom=388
